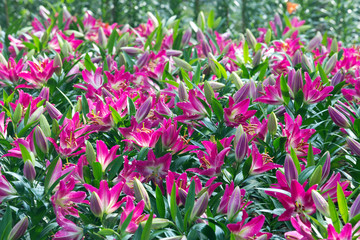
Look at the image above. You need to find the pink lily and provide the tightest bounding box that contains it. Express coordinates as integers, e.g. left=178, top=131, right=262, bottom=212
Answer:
left=255, top=76, right=285, bottom=105
left=18, top=58, right=56, bottom=88
left=82, top=68, right=103, bottom=90
left=0, top=167, right=17, bottom=203
left=119, top=196, right=151, bottom=233
left=319, top=172, right=351, bottom=201
left=0, top=112, right=8, bottom=139
left=51, top=178, right=87, bottom=217
left=0, top=57, right=25, bottom=86
left=175, top=89, right=208, bottom=121
left=303, top=72, right=334, bottom=104
left=224, top=98, right=257, bottom=127
left=86, top=98, right=114, bottom=131
left=249, top=143, right=282, bottom=175
left=84, top=180, right=125, bottom=215
left=187, top=140, right=231, bottom=177
left=285, top=215, right=314, bottom=240
left=53, top=208, right=83, bottom=240
left=134, top=149, right=171, bottom=185
left=227, top=212, right=272, bottom=239
left=342, top=79, right=360, bottom=103
left=275, top=179, right=317, bottom=222
left=327, top=223, right=352, bottom=240
left=113, top=156, right=142, bottom=196
left=45, top=158, right=74, bottom=191
left=95, top=140, right=120, bottom=172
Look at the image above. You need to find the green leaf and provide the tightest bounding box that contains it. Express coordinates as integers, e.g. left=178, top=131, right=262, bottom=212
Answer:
left=156, top=185, right=165, bottom=218
left=107, top=28, right=118, bottom=53
left=127, top=97, right=136, bottom=117
left=0, top=205, right=12, bottom=240
left=120, top=211, right=134, bottom=234
left=207, top=10, right=215, bottom=29
left=337, top=183, right=348, bottom=223
left=98, top=228, right=120, bottom=237
left=185, top=180, right=196, bottom=214
left=290, top=148, right=301, bottom=174
left=211, top=97, right=224, bottom=122
left=170, top=182, right=177, bottom=222
left=19, top=143, right=32, bottom=162
left=84, top=53, right=97, bottom=72
left=109, top=105, right=122, bottom=125
left=82, top=94, right=89, bottom=116
left=280, top=74, right=290, bottom=105
left=140, top=211, right=153, bottom=240
left=318, top=64, right=329, bottom=86
left=93, top=162, right=103, bottom=180
left=328, top=195, right=340, bottom=232
left=307, top=143, right=315, bottom=167
left=243, top=41, right=249, bottom=64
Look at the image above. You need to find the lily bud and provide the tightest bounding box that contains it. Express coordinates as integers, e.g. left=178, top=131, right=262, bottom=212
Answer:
left=321, top=152, right=331, bottom=183
left=202, top=41, right=211, bottom=57
left=235, top=133, right=248, bottom=163
left=204, top=81, right=215, bottom=104
left=46, top=102, right=62, bottom=120
left=173, top=57, right=193, bottom=71
left=60, top=41, right=71, bottom=58
left=324, top=54, right=337, bottom=75
left=147, top=12, right=159, bottom=28
left=208, top=81, right=225, bottom=91
left=328, top=106, right=350, bottom=128
left=166, top=50, right=183, bottom=57
left=234, top=125, right=244, bottom=146
left=178, top=188, right=188, bottom=206
left=346, top=137, right=360, bottom=156
left=90, top=192, right=103, bottom=218
left=178, top=82, right=188, bottom=102
left=331, top=38, right=338, bottom=53
left=227, top=186, right=242, bottom=221
left=197, top=11, right=205, bottom=31
left=116, top=32, right=129, bottom=49
left=98, top=27, right=107, bottom=48
left=137, top=51, right=150, bottom=69
left=284, top=155, right=298, bottom=186
left=28, top=106, right=44, bottom=124
left=292, top=69, right=303, bottom=94
left=229, top=72, right=243, bottom=90
left=182, top=28, right=192, bottom=46
left=8, top=216, right=29, bottom=240
left=35, top=126, right=48, bottom=153
left=307, top=32, right=322, bottom=51
left=245, top=29, right=257, bottom=49
left=85, top=141, right=96, bottom=165
left=350, top=194, right=360, bottom=220
left=311, top=190, right=330, bottom=217
left=140, top=218, right=171, bottom=230
left=274, top=105, right=286, bottom=116
left=309, top=165, right=322, bottom=186
left=233, top=83, right=250, bottom=104
left=302, top=54, right=315, bottom=72
left=39, top=5, right=50, bottom=19
left=190, top=192, right=209, bottom=221
left=331, top=70, right=345, bottom=86
left=252, top=50, right=262, bottom=67
left=54, top=52, right=62, bottom=76
left=23, top=160, right=36, bottom=182
left=121, top=47, right=143, bottom=56
left=133, top=178, right=151, bottom=211
left=267, top=112, right=278, bottom=136
left=292, top=50, right=302, bottom=66
left=39, top=115, right=51, bottom=137
left=135, top=97, right=152, bottom=123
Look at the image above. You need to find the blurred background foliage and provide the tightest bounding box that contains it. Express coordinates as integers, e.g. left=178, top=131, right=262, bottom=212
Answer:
left=1, top=0, right=360, bottom=45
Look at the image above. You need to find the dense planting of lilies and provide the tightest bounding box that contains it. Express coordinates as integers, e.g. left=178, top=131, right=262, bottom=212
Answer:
left=1, top=6, right=360, bottom=240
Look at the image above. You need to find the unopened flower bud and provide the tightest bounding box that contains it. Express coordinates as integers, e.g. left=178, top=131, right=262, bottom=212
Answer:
left=46, top=102, right=62, bottom=120
left=307, top=32, right=322, bottom=51
left=116, top=32, right=129, bottom=49
left=267, top=112, right=278, bottom=136
left=182, top=28, right=192, bottom=46
left=13, top=104, right=22, bottom=124
left=137, top=51, right=150, bottom=69
left=233, top=83, right=250, bottom=104
left=321, top=152, right=331, bottom=183
left=204, top=81, right=215, bottom=104
left=312, top=190, right=330, bottom=217
left=197, top=11, right=205, bottom=31
left=178, top=188, right=188, bottom=206
left=121, top=47, right=143, bottom=56
left=246, top=29, right=257, bottom=49
left=90, top=192, right=103, bottom=217
left=208, top=81, right=225, bottom=91
left=190, top=192, right=209, bottom=221
left=166, top=50, right=183, bottom=57
left=309, top=165, right=322, bottom=186
left=350, top=194, right=360, bottom=220
left=23, top=161, right=36, bottom=182
left=227, top=186, right=242, bottom=221
left=178, top=82, right=188, bottom=102
left=324, top=54, right=337, bottom=75
left=252, top=50, right=262, bottom=67
left=8, top=216, right=29, bottom=240
left=328, top=106, right=350, bottom=128
left=235, top=133, right=248, bottom=163
left=331, top=38, right=338, bottom=53
left=28, top=106, right=44, bottom=124
left=292, top=50, right=302, bottom=66
left=85, top=141, right=96, bottom=166
left=147, top=12, right=159, bottom=28
left=98, top=27, right=107, bottom=48
left=54, top=52, right=62, bottom=76
left=173, top=57, right=193, bottom=72
left=346, top=137, right=360, bottom=156
left=284, top=155, right=298, bottom=186
left=133, top=178, right=151, bottom=211
left=135, top=97, right=152, bottom=123
left=234, top=125, right=244, bottom=146
left=331, top=70, right=345, bottom=86
left=140, top=218, right=171, bottom=230
left=229, top=72, right=243, bottom=90
left=35, top=126, right=48, bottom=153
left=302, top=54, right=315, bottom=72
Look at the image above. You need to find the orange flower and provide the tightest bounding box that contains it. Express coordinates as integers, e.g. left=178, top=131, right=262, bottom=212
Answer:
left=287, top=2, right=299, bottom=14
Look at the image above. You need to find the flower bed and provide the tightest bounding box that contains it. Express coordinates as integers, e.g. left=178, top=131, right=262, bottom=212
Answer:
left=0, top=6, right=360, bottom=240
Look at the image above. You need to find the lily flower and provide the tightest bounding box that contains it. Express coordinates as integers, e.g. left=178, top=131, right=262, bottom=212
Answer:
left=0, top=167, right=17, bottom=203
left=303, top=72, right=334, bottom=104
left=53, top=209, right=83, bottom=240
left=0, top=57, right=25, bottom=86
left=285, top=215, right=314, bottom=240
left=119, top=196, right=151, bottom=233
left=249, top=143, right=282, bottom=175
left=319, top=172, right=351, bottom=201
left=95, top=140, right=119, bottom=172
left=255, top=76, right=285, bottom=105
left=327, top=223, right=352, bottom=240
left=224, top=98, right=257, bottom=127
left=51, top=178, right=87, bottom=217
left=84, top=180, right=125, bottom=215
left=175, top=89, right=208, bottom=121
left=18, top=59, right=56, bottom=88
left=227, top=212, right=272, bottom=239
